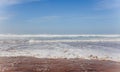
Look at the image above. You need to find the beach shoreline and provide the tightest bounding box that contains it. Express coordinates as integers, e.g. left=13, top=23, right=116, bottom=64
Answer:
left=0, top=56, right=120, bottom=72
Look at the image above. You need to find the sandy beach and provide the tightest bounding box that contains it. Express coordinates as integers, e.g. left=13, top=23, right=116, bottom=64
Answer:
left=0, top=56, right=120, bottom=72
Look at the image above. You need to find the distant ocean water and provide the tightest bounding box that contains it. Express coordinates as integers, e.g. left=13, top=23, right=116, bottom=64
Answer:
left=0, top=34, right=120, bottom=62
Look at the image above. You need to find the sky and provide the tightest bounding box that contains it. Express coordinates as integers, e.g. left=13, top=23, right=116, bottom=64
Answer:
left=0, top=0, right=120, bottom=34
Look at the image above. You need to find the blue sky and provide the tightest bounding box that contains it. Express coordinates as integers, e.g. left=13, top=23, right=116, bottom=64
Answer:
left=0, top=0, right=120, bottom=34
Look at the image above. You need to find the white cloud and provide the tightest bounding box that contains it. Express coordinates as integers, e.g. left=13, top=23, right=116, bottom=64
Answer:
left=0, top=16, right=8, bottom=20
left=0, top=11, right=9, bottom=24
left=38, top=16, right=60, bottom=22
left=0, top=17, right=8, bottom=24
left=0, top=0, right=41, bottom=23
left=96, top=0, right=120, bottom=10
left=0, top=0, right=40, bottom=7
left=0, top=0, right=19, bottom=7
left=97, top=0, right=120, bottom=26
left=28, top=16, right=60, bottom=23
left=0, top=12, right=11, bottom=24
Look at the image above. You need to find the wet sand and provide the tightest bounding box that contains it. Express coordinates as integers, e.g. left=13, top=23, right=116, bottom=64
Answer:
left=0, top=56, right=120, bottom=72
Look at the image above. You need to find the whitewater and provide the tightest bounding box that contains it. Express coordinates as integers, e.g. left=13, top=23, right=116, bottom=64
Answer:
left=0, top=34, right=120, bottom=62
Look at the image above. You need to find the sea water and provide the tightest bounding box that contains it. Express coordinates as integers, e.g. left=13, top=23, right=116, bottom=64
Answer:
left=0, top=34, right=120, bottom=61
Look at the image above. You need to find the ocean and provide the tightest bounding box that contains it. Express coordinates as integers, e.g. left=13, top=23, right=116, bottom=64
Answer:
left=0, top=34, right=120, bottom=61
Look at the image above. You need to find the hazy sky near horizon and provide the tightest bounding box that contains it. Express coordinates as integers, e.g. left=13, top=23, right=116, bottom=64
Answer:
left=0, top=0, right=120, bottom=34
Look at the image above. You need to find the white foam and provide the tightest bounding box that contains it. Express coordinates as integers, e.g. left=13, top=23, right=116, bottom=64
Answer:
left=0, top=41, right=120, bottom=62
left=28, top=39, right=120, bottom=43
left=0, top=34, right=120, bottom=37
left=0, top=47, right=120, bottom=62
left=0, top=34, right=120, bottom=62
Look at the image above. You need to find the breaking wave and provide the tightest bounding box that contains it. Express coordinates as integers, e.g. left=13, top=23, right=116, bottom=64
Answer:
left=0, top=34, right=120, bottom=62
left=28, top=39, right=120, bottom=43
left=0, top=34, right=120, bottom=37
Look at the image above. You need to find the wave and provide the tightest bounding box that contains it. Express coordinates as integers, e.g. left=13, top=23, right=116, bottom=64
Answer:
left=0, top=34, right=120, bottom=62
left=0, top=41, right=120, bottom=62
left=0, top=34, right=120, bottom=38
left=0, top=39, right=120, bottom=44
left=28, top=39, right=120, bottom=43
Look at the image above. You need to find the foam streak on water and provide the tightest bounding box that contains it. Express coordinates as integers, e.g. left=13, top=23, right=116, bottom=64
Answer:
left=0, top=34, right=120, bottom=62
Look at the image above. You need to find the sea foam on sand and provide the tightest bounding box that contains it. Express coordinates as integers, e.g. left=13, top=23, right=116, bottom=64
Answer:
left=0, top=34, right=120, bottom=62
